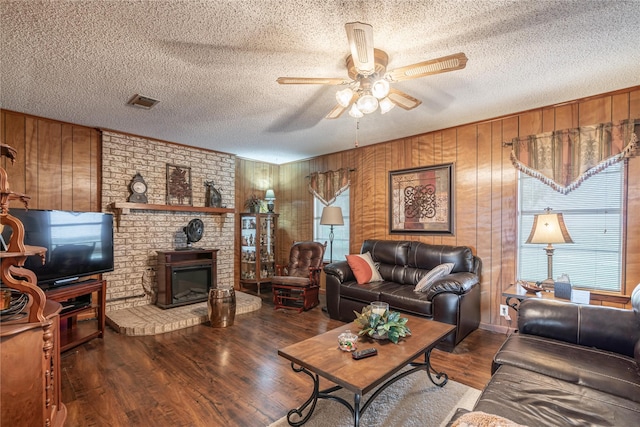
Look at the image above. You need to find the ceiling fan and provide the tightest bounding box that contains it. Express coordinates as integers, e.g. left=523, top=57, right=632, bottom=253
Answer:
left=277, top=22, right=468, bottom=119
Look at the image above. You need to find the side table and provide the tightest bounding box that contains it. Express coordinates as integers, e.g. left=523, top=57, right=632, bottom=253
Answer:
left=502, top=283, right=557, bottom=312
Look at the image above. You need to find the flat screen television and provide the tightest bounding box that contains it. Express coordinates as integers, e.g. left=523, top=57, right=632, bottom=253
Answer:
left=1, top=209, right=114, bottom=288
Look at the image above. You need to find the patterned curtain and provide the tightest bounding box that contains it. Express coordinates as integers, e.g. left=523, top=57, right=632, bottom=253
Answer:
left=510, top=119, right=638, bottom=194
left=308, top=168, right=351, bottom=206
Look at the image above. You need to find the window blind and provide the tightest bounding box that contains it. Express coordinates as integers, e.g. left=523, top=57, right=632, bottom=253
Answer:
left=313, top=189, right=350, bottom=263
left=517, top=162, right=623, bottom=292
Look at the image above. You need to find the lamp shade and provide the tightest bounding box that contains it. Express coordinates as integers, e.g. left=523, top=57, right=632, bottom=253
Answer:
left=348, top=104, right=364, bottom=118
left=336, top=88, right=354, bottom=108
left=320, top=206, right=344, bottom=226
left=379, top=97, right=395, bottom=114
left=265, top=189, right=276, bottom=200
left=356, top=92, right=378, bottom=114
left=526, top=212, right=573, bottom=244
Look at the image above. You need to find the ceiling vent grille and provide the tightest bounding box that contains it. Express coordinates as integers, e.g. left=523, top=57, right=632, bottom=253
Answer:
left=127, top=94, right=160, bottom=109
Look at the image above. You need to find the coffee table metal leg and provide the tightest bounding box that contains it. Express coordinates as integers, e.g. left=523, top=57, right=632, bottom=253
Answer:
left=424, top=348, right=448, bottom=387
left=286, top=363, right=319, bottom=426
left=286, top=350, right=448, bottom=426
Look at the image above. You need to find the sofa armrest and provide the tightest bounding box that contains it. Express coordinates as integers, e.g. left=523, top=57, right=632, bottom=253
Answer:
left=518, top=298, right=640, bottom=357
left=323, top=261, right=355, bottom=284
left=424, top=272, right=479, bottom=300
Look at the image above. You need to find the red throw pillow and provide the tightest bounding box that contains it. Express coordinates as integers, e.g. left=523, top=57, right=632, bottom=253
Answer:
left=346, top=252, right=383, bottom=284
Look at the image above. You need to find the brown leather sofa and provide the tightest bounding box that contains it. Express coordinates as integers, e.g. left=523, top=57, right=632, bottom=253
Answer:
left=450, top=285, right=640, bottom=426
left=324, top=239, right=481, bottom=351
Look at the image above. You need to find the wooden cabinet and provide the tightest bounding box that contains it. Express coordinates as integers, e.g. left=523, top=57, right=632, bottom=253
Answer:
left=1, top=300, right=66, bottom=427
left=0, top=142, right=66, bottom=426
left=239, top=213, right=278, bottom=294
left=45, top=279, right=106, bottom=352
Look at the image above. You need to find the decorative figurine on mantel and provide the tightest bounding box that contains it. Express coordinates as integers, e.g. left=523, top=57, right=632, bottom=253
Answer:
left=204, top=181, right=222, bottom=208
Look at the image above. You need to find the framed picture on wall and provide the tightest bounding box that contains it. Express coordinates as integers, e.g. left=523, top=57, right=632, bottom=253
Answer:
left=389, top=163, right=454, bottom=235
left=166, top=164, right=193, bottom=206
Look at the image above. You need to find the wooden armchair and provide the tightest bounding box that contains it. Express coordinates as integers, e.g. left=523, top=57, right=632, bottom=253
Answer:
left=271, top=241, right=327, bottom=312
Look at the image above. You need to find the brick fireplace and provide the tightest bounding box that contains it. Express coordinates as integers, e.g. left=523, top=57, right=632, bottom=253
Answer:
left=101, top=131, right=235, bottom=312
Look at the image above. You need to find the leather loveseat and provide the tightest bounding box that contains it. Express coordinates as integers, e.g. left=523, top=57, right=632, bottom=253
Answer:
left=324, top=239, right=481, bottom=351
left=450, top=284, right=640, bottom=426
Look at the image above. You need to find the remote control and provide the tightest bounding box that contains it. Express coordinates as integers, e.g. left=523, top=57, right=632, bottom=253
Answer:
left=352, top=347, right=377, bottom=360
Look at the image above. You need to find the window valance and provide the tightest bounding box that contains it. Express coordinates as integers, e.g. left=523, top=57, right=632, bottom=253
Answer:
left=308, top=168, right=351, bottom=206
left=510, top=119, right=638, bottom=194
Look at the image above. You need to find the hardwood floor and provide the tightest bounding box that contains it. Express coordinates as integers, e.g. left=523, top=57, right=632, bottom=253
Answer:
left=60, top=295, right=506, bottom=426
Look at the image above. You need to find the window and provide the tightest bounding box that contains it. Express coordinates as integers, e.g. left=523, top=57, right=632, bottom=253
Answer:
left=517, top=162, right=624, bottom=292
left=313, top=189, right=350, bottom=263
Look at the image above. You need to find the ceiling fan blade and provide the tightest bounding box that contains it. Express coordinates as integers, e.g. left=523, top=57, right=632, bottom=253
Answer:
left=387, top=88, right=422, bottom=110
left=276, top=77, right=351, bottom=85
left=325, top=104, right=348, bottom=119
left=345, top=22, right=375, bottom=76
left=385, top=52, right=468, bottom=82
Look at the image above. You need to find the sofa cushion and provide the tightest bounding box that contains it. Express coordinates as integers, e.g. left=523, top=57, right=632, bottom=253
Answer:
left=339, top=280, right=385, bottom=302
left=414, top=262, right=454, bottom=292
left=518, top=298, right=640, bottom=357
left=377, top=282, right=433, bottom=317
left=493, top=333, right=640, bottom=404
left=345, top=252, right=383, bottom=284
left=339, top=281, right=434, bottom=317
left=475, top=364, right=640, bottom=427
left=409, top=242, right=475, bottom=273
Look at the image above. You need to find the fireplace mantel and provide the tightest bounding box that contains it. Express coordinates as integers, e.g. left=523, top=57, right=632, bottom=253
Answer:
left=109, top=202, right=235, bottom=229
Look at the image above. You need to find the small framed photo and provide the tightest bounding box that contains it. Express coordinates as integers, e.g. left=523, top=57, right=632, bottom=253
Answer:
left=166, top=164, right=192, bottom=206
left=389, top=163, right=454, bottom=235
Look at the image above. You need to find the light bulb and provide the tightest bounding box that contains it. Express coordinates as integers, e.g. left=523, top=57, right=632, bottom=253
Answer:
left=379, top=97, right=395, bottom=114
left=348, top=104, right=364, bottom=118
left=371, top=79, right=390, bottom=99
left=335, top=88, right=354, bottom=108
left=356, top=92, right=378, bottom=114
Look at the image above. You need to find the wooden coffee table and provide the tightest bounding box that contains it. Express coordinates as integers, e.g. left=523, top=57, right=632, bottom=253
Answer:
left=277, top=314, right=455, bottom=426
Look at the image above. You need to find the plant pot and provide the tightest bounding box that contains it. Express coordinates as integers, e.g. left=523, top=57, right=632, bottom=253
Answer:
left=371, top=331, right=388, bottom=340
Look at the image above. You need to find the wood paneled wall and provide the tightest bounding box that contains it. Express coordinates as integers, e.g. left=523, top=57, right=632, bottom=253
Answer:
left=1, top=110, right=101, bottom=212
left=272, top=87, right=640, bottom=329
left=4, top=86, right=639, bottom=329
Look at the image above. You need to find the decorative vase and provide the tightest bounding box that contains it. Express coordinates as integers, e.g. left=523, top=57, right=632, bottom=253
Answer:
left=208, top=288, right=236, bottom=327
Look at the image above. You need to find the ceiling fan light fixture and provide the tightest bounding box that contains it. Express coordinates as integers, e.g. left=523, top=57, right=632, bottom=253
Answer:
left=356, top=92, right=378, bottom=114
left=371, top=79, right=389, bottom=99
left=379, top=97, right=395, bottom=114
left=349, top=104, right=364, bottom=118
left=336, top=88, right=354, bottom=108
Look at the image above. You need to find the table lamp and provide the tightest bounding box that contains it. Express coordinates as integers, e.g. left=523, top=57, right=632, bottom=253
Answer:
left=525, top=207, right=573, bottom=287
left=265, top=189, right=276, bottom=213
left=320, top=206, right=344, bottom=263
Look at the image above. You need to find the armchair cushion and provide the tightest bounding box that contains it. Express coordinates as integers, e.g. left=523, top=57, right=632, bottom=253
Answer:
left=345, top=252, right=383, bottom=284
left=414, top=262, right=454, bottom=292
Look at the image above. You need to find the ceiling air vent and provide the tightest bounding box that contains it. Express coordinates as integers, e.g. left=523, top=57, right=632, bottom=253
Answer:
left=127, top=94, right=160, bottom=109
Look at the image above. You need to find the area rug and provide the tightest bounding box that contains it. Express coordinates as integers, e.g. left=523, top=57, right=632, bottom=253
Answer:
left=106, top=291, right=262, bottom=336
left=267, top=368, right=481, bottom=427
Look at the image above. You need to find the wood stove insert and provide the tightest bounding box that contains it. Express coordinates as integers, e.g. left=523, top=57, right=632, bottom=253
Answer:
left=156, top=249, right=219, bottom=309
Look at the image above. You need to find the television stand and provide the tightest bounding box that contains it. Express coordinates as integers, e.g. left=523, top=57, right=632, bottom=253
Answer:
left=45, top=279, right=106, bottom=352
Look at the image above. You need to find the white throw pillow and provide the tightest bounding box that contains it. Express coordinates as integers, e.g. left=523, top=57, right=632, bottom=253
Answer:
left=414, top=263, right=455, bottom=292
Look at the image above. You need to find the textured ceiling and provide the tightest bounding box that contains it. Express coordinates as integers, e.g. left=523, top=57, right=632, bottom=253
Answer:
left=1, top=1, right=639, bottom=164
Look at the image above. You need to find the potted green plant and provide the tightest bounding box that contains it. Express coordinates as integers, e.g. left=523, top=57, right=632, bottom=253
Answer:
left=353, top=306, right=411, bottom=344
left=244, top=194, right=263, bottom=213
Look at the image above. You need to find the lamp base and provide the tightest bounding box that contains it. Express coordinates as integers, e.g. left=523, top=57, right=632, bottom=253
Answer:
left=539, top=278, right=555, bottom=289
